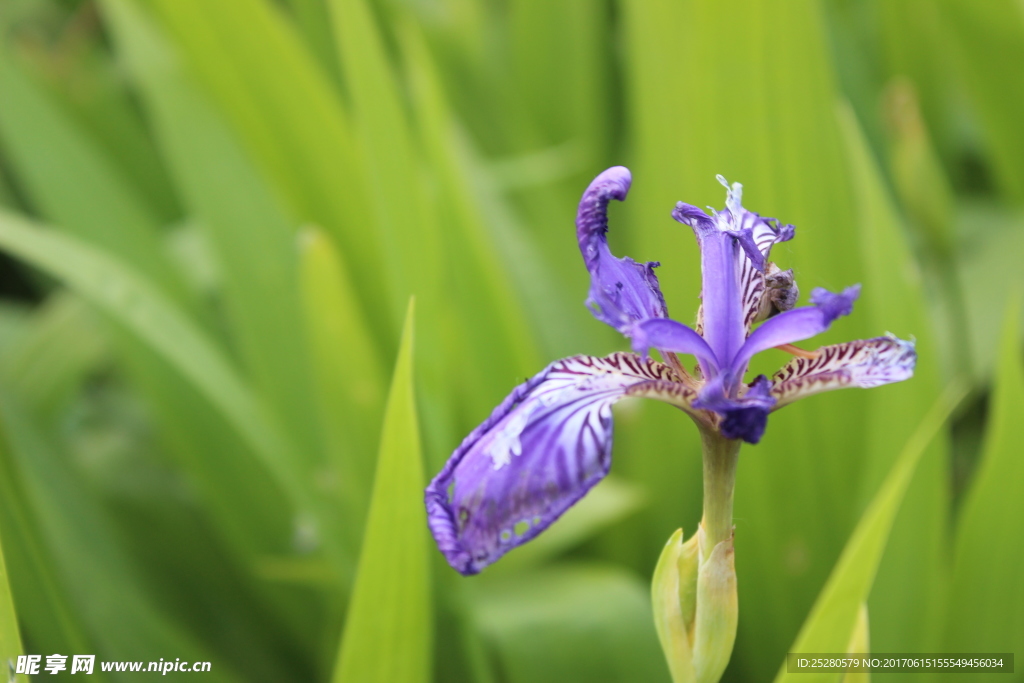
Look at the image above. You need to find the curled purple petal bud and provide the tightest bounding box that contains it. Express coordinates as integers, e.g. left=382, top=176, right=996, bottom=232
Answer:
left=577, top=167, right=669, bottom=336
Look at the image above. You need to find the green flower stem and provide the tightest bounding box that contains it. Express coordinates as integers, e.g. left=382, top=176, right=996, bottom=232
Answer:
left=700, top=430, right=740, bottom=552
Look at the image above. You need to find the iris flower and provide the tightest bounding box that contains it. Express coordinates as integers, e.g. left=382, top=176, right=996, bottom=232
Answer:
left=426, top=167, right=916, bottom=575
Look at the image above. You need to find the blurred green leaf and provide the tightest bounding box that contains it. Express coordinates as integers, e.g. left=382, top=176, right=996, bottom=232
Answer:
left=101, top=0, right=326, bottom=478
left=774, top=383, right=964, bottom=683
left=0, top=405, right=97, bottom=674
left=333, top=299, right=431, bottom=683
left=939, top=0, right=1024, bottom=203
left=299, top=227, right=386, bottom=552
left=400, top=21, right=544, bottom=458
left=335, top=2, right=545, bottom=428
left=1, top=293, right=107, bottom=418
left=874, top=0, right=962, bottom=179
left=97, top=0, right=321, bottom=577
left=0, top=433, right=27, bottom=683
left=838, top=101, right=951, bottom=655
left=284, top=0, right=342, bottom=87
left=0, top=210, right=304, bottom=512
left=945, top=294, right=1024, bottom=655
left=0, top=389, right=235, bottom=680
left=0, top=47, right=192, bottom=307
left=139, top=0, right=389, bottom=337
left=956, top=205, right=1024, bottom=377
left=472, top=564, right=671, bottom=683
left=0, top=20, right=298, bottom=579
left=330, top=0, right=440, bottom=311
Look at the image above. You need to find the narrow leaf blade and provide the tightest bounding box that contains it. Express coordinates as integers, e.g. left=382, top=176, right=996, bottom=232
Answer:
left=774, top=383, right=965, bottom=683
left=0, top=210, right=303, bottom=508
left=0, top=424, right=27, bottom=683
left=334, top=300, right=431, bottom=683
left=945, top=294, right=1024, bottom=654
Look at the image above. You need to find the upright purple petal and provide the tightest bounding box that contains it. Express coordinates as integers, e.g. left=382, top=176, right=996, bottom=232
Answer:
left=425, top=353, right=692, bottom=575
left=728, top=285, right=862, bottom=378
left=673, top=204, right=746, bottom=370
left=577, top=167, right=668, bottom=335
left=675, top=177, right=799, bottom=369
left=716, top=177, right=799, bottom=336
left=771, top=336, right=916, bottom=409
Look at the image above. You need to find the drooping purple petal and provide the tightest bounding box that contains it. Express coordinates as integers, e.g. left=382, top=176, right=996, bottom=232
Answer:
left=577, top=167, right=668, bottom=335
left=631, top=318, right=720, bottom=374
left=728, top=285, right=862, bottom=378
left=425, top=353, right=692, bottom=575
left=771, top=335, right=917, bottom=409
left=692, top=374, right=776, bottom=444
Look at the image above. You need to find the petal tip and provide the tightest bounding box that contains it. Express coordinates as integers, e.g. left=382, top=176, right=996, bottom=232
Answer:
left=672, top=201, right=713, bottom=229
left=810, top=285, right=860, bottom=322
left=589, top=166, right=632, bottom=201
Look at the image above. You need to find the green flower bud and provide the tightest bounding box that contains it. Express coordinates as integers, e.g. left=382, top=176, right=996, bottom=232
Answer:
left=652, top=528, right=699, bottom=683
left=693, top=527, right=737, bottom=683
left=652, top=525, right=738, bottom=683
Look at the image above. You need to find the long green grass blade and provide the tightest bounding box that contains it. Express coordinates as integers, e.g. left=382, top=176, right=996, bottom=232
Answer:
left=101, top=0, right=325, bottom=474
left=838, top=102, right=951, bottom=654
left=0, top=49, right=191, bottom=307
left=139, top=0, right=388, bottom=335
left=0, top=429, right=27, bottom=683
left=400, top=23, right=542, bottom=437
left=0, top=410, right=98, bottom=675
left=0, top=210, right=304, bottom=510
left=774, top=383, right=965, bottom=683
left=333, top=299, right=431, bottom=683
left=1, top=293, right=107, bottom=418
left=939, top=0, right=1024, bottom=203
left=329, top=0, right=439, bottom=313
left=0, top=389, right=235, bottom=680
left=299, top=227, right=386, bottom=553
left=945, top=294, right=1024, bottom=655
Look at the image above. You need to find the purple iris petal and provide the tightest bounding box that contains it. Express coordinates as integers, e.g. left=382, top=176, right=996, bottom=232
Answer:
left=771, top=335, right=917, bottom=408
left=425, top=353, right=683, bottom=575
left=728, top=284, right=861, bottom=378
left=577, top=167, right=668, bottom=335
left=673, top=204, right=747, bottom=370
left=631, top=318, right=720, bottom=372
left=693, top=374, right=776, bottom=444
left=730, top=228, right=767, bottom=272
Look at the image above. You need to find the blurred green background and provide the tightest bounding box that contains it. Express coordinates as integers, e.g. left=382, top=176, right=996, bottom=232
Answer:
left=0, top=0, right=1022, bottom=681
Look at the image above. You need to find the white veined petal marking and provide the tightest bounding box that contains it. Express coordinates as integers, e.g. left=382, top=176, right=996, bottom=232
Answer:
left=770, top=335, right=916, bottom=409
left=484, top=352, right=684, bottom=470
